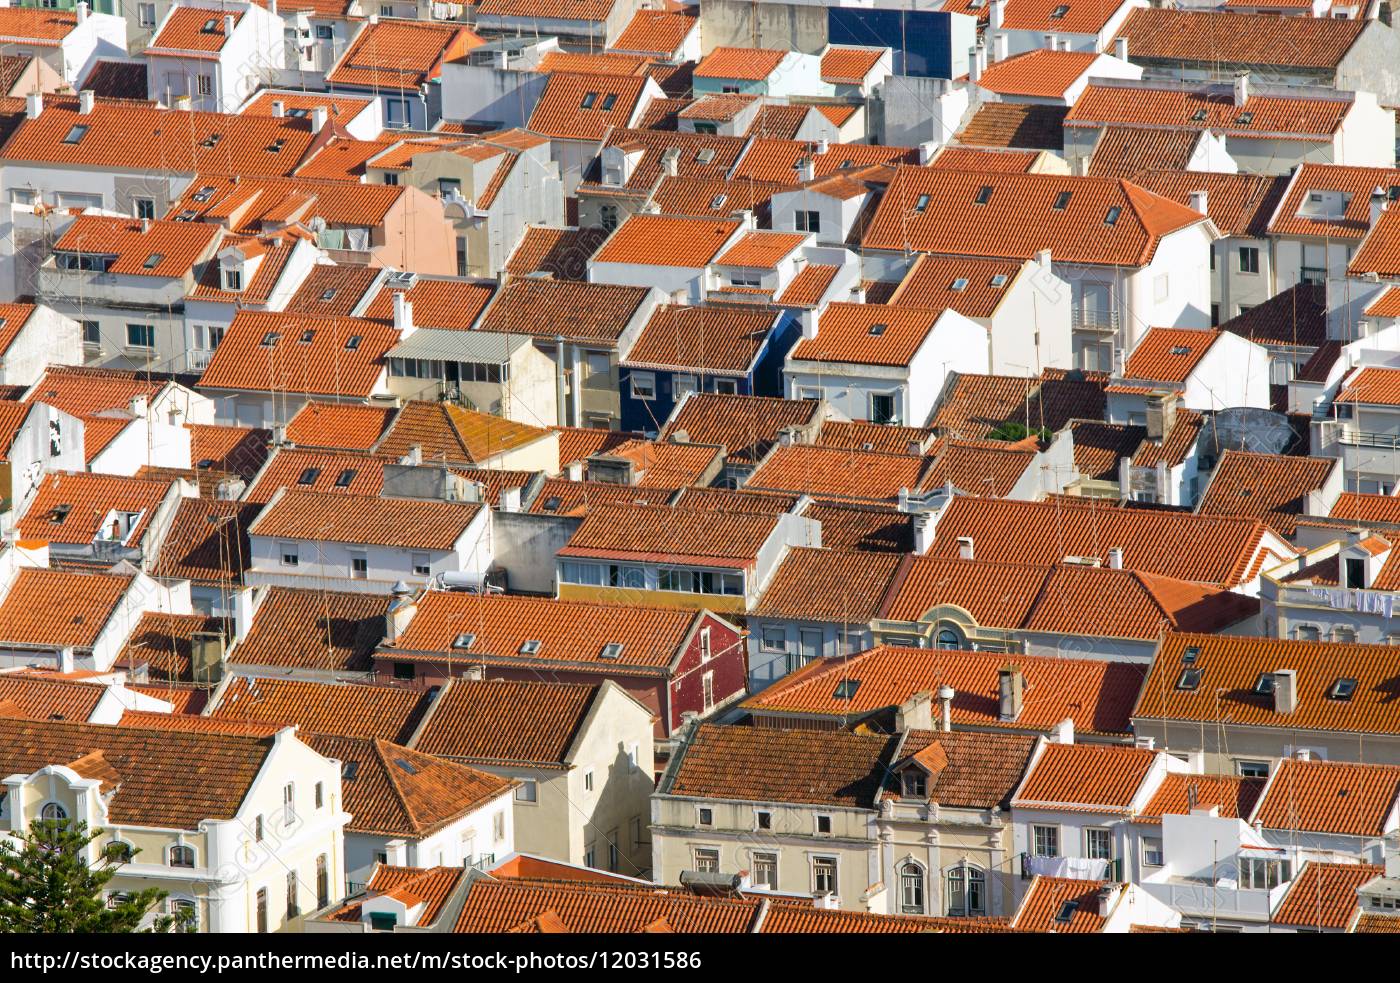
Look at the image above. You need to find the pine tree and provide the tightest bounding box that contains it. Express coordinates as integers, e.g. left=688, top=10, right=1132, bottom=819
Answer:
left=0, top=818, right=179, bottom=933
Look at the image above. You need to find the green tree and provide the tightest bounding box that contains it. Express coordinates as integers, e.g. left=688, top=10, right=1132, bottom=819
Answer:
left=986, top=421, right=1051, bottom=443
left=0, top=818, right=188, bottom=933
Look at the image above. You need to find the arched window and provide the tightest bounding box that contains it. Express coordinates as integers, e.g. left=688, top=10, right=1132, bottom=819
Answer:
left=169, top=845, right=196, bottom=868
left=946, top=864, right=986, bottom=917
left=899, top=862, right=925, bottom=915
left=104, top=841, right=133, bottom=863
left=935, top=627, right=961, bottom=650
left=169, top=898, right=197, bottom=930
left=39, top=802, right=67, bottom=823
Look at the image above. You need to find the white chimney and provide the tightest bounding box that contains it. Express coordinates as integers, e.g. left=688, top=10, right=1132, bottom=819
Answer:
left=993, top=32, right=1009, bottom=63
left=937, top=684, right=954, bottom=732
left=917, top=140, right=937, bottom=166
left=1036, top=247, right=1051, bottom=268
left=968, top=45, right=981, bottom=83
left=24, top=91, right=41, bottom=120
left=500, top=486, right=522, bottom=512
left=989, top=0, right=1005, bottom=30
left=1371, top=185, right=1389, bottom=227
left=1114, top=36, right=1128, bottom=61
left=76, top=1, right=89, bottom=24
left=978, top=45, right=988, bottom=74
left=1107, top=547, right=1123, bottom=570
left=1051, top=717, right=1075, bottom=744
left=799, top=308, right=817, bottom=340
left=392, top=291, right=414, bottom=333
left=368, top=12, right=379, bottom=24
left=311, top=106, right=328, bottom=133
left=224, top=14, right=235, bottom=36
left=662, top=147, right=679, bottom=178
left=912, top=513, right=933, bottom=554
left=59, top=647, right=75, bottom=674
left=566, top=460, right=584, bottom=481
left=1044, top=33, right=1058, bottom=50
left=957, top=536, right=974, bottom=560
left=233, top=587, right=256, bottom=642
left=1189, top=189, right=1209, bottom=216
left=1273, top=669, right=1298, bottom=715
left=78, top=89, right=94, bottom=114
left=1233, top=73, right=1250, bottom=108
left=998, top=666, right=1024, bottom=722
left=270, top=99, right=286, bottom=118
left=796, top=157, right=815, bottom=182
left=895, top=691, right=934, bottom=733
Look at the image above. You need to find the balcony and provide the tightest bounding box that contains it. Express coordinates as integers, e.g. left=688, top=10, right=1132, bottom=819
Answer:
left=1071, top=309, right=1120, bottom=333
left=1335, top=428, right=1400, bottom=450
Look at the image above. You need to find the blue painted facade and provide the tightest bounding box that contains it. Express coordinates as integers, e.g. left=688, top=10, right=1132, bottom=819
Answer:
left=618, top=309, right=801, bottom=435
left=827, top=9, right=969, bottom=79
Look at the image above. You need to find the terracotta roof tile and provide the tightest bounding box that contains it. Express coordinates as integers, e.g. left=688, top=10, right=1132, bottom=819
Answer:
left=732, top=139, right=915, bottom=184
left=864, top=167, right=1205, bottom=267
left=922, top=438, right=1035, bottom=497
left=933, top=370, right=1108, bottom=440
left=821, top=46, right=885, bottom=84
left=1353, top=912, right=1400, bottom=933
left=0, top=716, right=273, bottom=829
left=374, top=401, right=552, bottom=465
left=305, top=734, right=511, bottom=838
left=527, top=479, right=668, bottom=517
left=580, top=129, right=747, bottom=194
left=1134, top=631, right=1400, bottom=738
left=885, top=255, right=1023, bottom=317
left=1136, top=773, right=1264, bottom=824
left=801, top=501, right=913, bottom=552
left=232, top=587, right=388, bottom=673
left=284, top=265, right=381, bottom=318
left=411, top=678, right=599, bottom=767
left=1269, top=164, right=1400, bottom=242
left=115, top=612, right=226, bottom=684
left=790, top=301, right=946, bottom=367
left=753, top=547, right=903, bottom=622
left=747, top=444, right=928, bottom=503
left=553, top=426, right=636, bottom=466
left=1195, top=450, right=1337, bottom=537
left=775, top=262, right=840, bottom=307
left=283, top=401, right=396, bottom=451
left=1132, top=170, right=1287, bottom=239
left=526, top=72, right=649, bottom=141
left=150, top=499, right=258, bottom=587
left=744, top=645, right=1141, bottom=736
left=1337, top=366, right=1400, bottom=406
left=478, top=278, right=649, bottom=345
left=694, top=46, right=787, bottom=81
left=453, top=876, right=760, bottom=933
left=1121, top=327, right=1222, bottom=383
left=624, top=304, right=779, bottom=374
left=1068, top=83, right=1352, bottom=140
left=198, top=311, right=396, bottom=398
left=243, top=448, right=386, bottom=503
left=148, top=7, right=241, bottom=54
left=977, top=49, right=1097, bottom=99
left=560, top=503, right=781, bottom=567
left=53, top=215, right=219, bottom=279
left=189, top=423, right=271, bottom=478
left=611, top=8, right=696, bottom=56
left=1011, top=877, right=1111, bottom=933
left=505, top=227, right=608, bottom=280
left=1014, top=743, right=1158, bottom=813
left=81, top=60, right=148, bottom=100
left=817, top=420, right=934, bottom=455
left=474, top=0, right=614, bottom=20
left=660, top=393, right=821, bottom=467
left=209, top=676, right=433, bottom=742
left=1114, top=8, right=1365, bottom=70
left=1252, top=759, right=1400, bottom=837
left=957, top=103, right=1066, bottom=150
left=330, top=865, right=465, bottom=926
left=249, top=489, right=481, bottom=550
left=18, top=471, right=171, bottom=546
left=594, top=213, right=740, bottom=268
left=1351, top=205, right=1400, bottom=276
left=1219, top=283, right=1327, bottom=348
left=326, top=20, right=482, bottom=89
left=0, top=673, right=105, bottom=722
left=1085, top=126, right=1202, bottom=179
left=1330, top=492, right=1400, bottom=525
left=1275, top=862, right=1383, bottom=931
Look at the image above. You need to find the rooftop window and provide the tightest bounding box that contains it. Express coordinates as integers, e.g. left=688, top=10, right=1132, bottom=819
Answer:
left=452, top=632, right=475, bottom=650
left=600, top=93, right=617, bottom=111
left=519, top=640, right=542, bottom=655
left=297, top=467, right=321, bottom=485
left=1050, top=4, right=1069, bottom=17
left=974, top=185, right=993, bottom=205
left=142, top=253, right=163, bottom=269
left=299, top=329, right=315, bottom=344
left=914, top=193, right=931, bottom=213
left=320, top=288, right=337, bottom=301
left=1104, top=206, right=1122, bottom=226
left=1169, top=344, right=1192, bottom=356
left=1176, top=666, right=1203, bottom=691
left=1190, top=108, right=1208, bottom=122
left=1054, top=900, right=1078, bottom=923
left=600, top=642, right=624, bottom=660
left=200, top=133, right=222, bottom=149
left=1053, top=190, right=1071, bottom=210
left=260, top=331, right=281, bottom=347
left=1182, top=646, right=1201, bottom=665
left=868, top=322, right=888, bottom=336
left=581, top=92, right=598, bottom=109
left=1253, top=673, right=1274, bottom=695
left=1328, top=677, right=1358, bottom=701
left=833, top=679, right=860, bottom=700
left=48, top=504, right=71, bottom=524
left=950, top=278, right=969, bottom=292
left=334, top=468, right=357, bottom=488
left=192, top=186, right=217, bottom=202
left=1235, top=112, right=1254, bottom=126
left=345, top=335, right=362, bottom=351
left=62, top=124, right=88, bottom=145
left=990, top=273, right=1009, bottom=288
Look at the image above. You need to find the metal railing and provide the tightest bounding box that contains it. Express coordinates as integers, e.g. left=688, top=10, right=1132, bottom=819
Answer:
left=1071, top=309, right=1120, bottom=332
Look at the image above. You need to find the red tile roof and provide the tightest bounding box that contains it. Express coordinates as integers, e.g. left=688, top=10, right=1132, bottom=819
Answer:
left=624, top=304, right=779, bottom=374
left=732, top=139, right=915, bottom=184
left=283, top=402, right=395, bottom=451
left=19, top=471, right=172, bottom=546
left=249, top=489, right=481, bottom=550
left=149, top=499, right=258, bottom=587
left=885, top=255, right=1023, bottom=316
left=694, top=46, right=787, bottom=81
left=660, top=392, right=822, bottom=466
left=1136, top=773, right=1264, bottom=824
left=957, top=103, right=1067, bottom=150
left=1195, top=450, right=1337, bottom=537
left=1274, top=861, right=1382, bottom=931
left=932, top=370, right=1109, bottom=439
left=977, top=49, right=1097, bottom=99
left=1121, top=327, right=1222, bottom=382
left=1011, top=877, right=1111, bottom=933
left=594, top=214, right=740, bottom=268
left=232, top=587, right=388, bottom=673
left=0, top=568, right=131, bottom=650
left=1350, top=205, right=1400, bottom=277
left=1085, top=126, right=1202, bottom=179
left=148, top=7, right=241, bottom=54
left=504, top=226, right=608, bottom=280
left=326, top=19, right=482, bottom=90
left=1013, top=744, right=1158, bottom=813
left=1252, top=759, right=1400, bottom=837
left=209, top=676, right=434, bottom=742
left=411, top=678, right=601, bottom=768
left=1337, top=366, right=1400, bottom=407
left=374, top=401, right=552, bottom=465
left=744, top=645, right=1142, bottom=736
left=611, top=8, right=696, bottom=56
left=821, top=46, right=885, bottom=84
left=0, top=673, right=105, bottom=723
left=1269, top=164, right=1400, bottom=242
left=1114, top=7, right=1365, bottom=71
left=747, top=444, right=929, bottom=502
left=752, top=547, right=903, bottom=623
left=452, top=876, right=760, bottom=933
left=1131, top=171, right=1287, bottom=239
left=1068, top=83, right=1352, bottom=140
left=526, top=72, right=649, bottom=141
left=52, top=216, right=219, bottom=279
left=478, top=278, right=649, bottom=344
left=197, top=311, right=396, bottom=398
left=790, top=302, right=947, bottom=367
left=559, top=503, right=781, bottom=568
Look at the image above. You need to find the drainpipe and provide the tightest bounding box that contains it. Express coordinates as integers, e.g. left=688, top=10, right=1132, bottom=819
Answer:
left=555, top=334, right=569, bottom=427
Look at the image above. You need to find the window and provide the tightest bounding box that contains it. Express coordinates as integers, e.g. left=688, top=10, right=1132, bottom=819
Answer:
left=902, top=770, right=927, bottom=798
left=1104, top=206, right=1121, bottom=226
left=974, top=185, right=993, bottom=205
left=125, top=323, right=155, bottom=349
left=63, top=124, right=89, bottom=145
left=1238, top=246, right=1260, bottom=274
left=40, top=802, right=67, bottom=822
left=1237, top=760, right=1269, bottom=778
left=702, top=671, right=715, bottom=711
left=1052, top=190, right=1071, bottom=210
left=581, top=91, right=598, bottom=109
left=170, top=845, right=195, bottom=868
left=630, top=371, right=656, bottom=400
left=1295, top=624, right=1321, bottom=642
left=279, top=542, right=299, bottom=567
left=1240, top=857, right=1287, bottom=891
left=196, top=75, right=213, bottom=97
left=1084, top=827, right=1112, bottom=861
left=139, top=2, right=157, bottom=26
left=411, top=553, right=430, bottom=576
left=105, top=841, right=133, bottom=863
left=755, top=810, right=772, bottom=831
left=255, top=815, right=264, bottom=841
left=1332, top=627, right=1356, bottom=644
left=369, top=911, right=396, bottom=932
left=713, top=378, right=738, bottom=395
left=693, top=848, right=719, bottom=873
left=350, top=553, right=368, bottom=580
left=936, top=627, right=961, bottom=650
left=256, top=888, right=268, bottom=933
left=81, top=320, right=100, bottom=347
left=1055, top=900, right=1079, bottom=924
left=698, top=807, right=713, bottom=827
left=946, top=865, right=985, bottom=916
left=224, top=267, right=243, bottom=291
left=515, top=779, right=538, bottom=803
left=752, top=852, right=777, bottom=889
left=438, top=178, right=461, bottom=199
left=1328, top=676, right=1359, bottom=701
left=1176, top=667, right=1203, bottom=691
left=760, top=627, right=787, bottom=653
left=899, top=863, right=925, bottom=914
left=584, top=770, right=594, bottom=793
left=699, top=627, right=712, bottom=661
left=833, top=679, right=860, bottom=700
left=1154, top=273, right=1169, bottom=303
left=392, top=661, right=415, bottom=681
left=815, top=814, right=832, bottom=835
left=285, top=871, right=299, bottom=920
left=812, top=857, right=837, bottom=895
left=133, top=197, right=155, bottom=220
left=1032, top=824, right=1059, bottom=857
left=608, top=836, right=619, bottom=872
left=283, top=783, right=295, bottom=825
left=316, top=855, right=329, bottom=910
left=795, top=210, right=820, bottom=233
left=315, top=782, right=324, bottom=809
left=870, top=392, right=898, bottom=425
left=1141, top=836, right=1163, bottom=867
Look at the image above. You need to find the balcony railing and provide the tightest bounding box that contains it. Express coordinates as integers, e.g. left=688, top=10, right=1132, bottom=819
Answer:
left=1071, top=309, right=1120, bottom=333
left=1335, top=428, right=1400, bottom=450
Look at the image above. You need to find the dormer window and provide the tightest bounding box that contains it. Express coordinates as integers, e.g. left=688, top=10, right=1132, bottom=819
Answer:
left=902, top=771, right=926, bottom=797
left=1328, top=677, right=1358, bottom=701
left=223, top=267, right=243, bottom=291
left=1253, top=673, right=1274, bottom=695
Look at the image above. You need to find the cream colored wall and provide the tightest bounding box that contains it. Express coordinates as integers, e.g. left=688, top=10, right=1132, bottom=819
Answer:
left=489, top=430, right=560, bottom=473
left=566, top=683, right=657, bottom=878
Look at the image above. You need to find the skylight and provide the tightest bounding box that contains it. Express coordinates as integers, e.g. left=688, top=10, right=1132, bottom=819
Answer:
left=48, top=504, right=71, bottom=524
left=342, top=761, right=359, bottom=780
left=260, top=331, right=281, bottom=347
left=1190, top=108, right=1208, bottom=122
left=192, top=186, right=216, bottom=202
left=1104, top=206, right=1122, bottom=226
left=1169, top=345, right=1192, bottom=356
left=1176, top=667, right=1203, bottom=691
left=452, top=632, right=475, bottom=650
left=696, top=148, right=716, bottom=164
left=320, top=288, right=336, bottom=301
left=334, top=468, right=357, bottom=488
left=1328, top=677, right=1358, bottom=701
left=520, top=640, right=542, bottom=655
left=581, top=92, right=598, bottom=109
left=143, top=253, right=163, bottom=269
left=990, top=274, right=1009, bottom=288
left=1182, top=646, right=1200, bottom=665
left=600, top=642, right=624, bottom=660
left=1235, top=112, right=1254, bottom=126
left=62, top=124, right=88, bottom=145
left=1253, top=673, right=1274, bottom=695
left=542, top=496, right=562, bottom=512
left=1055, top=900, right=1078, bottom=923
left=299, top=329, right=315, bottom=343
left=950, top=278, right=969, bottom=292
left=600, top=93, right=617, bottom=111
left=346, top=335, right=362, bottom=351
left=393, top=758, right=418, bottom=775
left=710, top=194, right=727, bottom=209
left=297, top=467, right=321, bottom=485
left=833, top=679, right=860, bottom=700
left=1053, top=190, right=1071, bottom=210
left=868, top=322, right=888, bottom=336
left=1050, top=4, right=1069, bottom=17
left=975, top=185, right=993, bottom=205
left=914, top=193, right=931, bottom=213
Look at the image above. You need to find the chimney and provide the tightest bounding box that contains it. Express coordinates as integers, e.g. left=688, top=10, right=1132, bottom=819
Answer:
left=59, top=647, right=75, bottom=674
left=1107, top=547, right=1123, bottom=570
left=814, top=891, right=840, bottom=910
left=661, top=147, right=679, bottom=178
left=917, top=140, right=937, bottom=166
left=956, top=536, right=974, bottom=560
left=76, top=1, right=89, bottom=24
left=1134, top=734, right=1156, bottom=750
left=937, top=684, right=954, bottom=732
left=998, top=666, right=1024, bottom=722
left=895, top=691, right=934, bottom=732
left=977, top=45, right=988, bottom=75
left=1371, top=185, right=1389, bottom=227
left=799, top=308, right=817, bottom=340
left=1096, top=884, right=1121, bottom=916
left=1188, top=189, right=1208, bottom=216
left=270, top=99, right=286, bottom=119
left=24, top=92, right=41, bottom=120
left=384, top=582, right=416, bottom=643
left=1035, top=247, right=1051, bottom=268
left=369, top=12, right=379, bottom=24
left=1273, top=669, right=1298, bottom=715
left=311, top=106, right=328, bottom=134
left=224, top=14, right=235, bottom=36
left=233, top=587, right=255, bottom=642
left=989, top=0, right=1005, bottom=30
left=796, top=156, right=815, bottom=182
left=78, top=90, right=94, bottom=115
left=1233, top=72, right=1249, bottom=109
left=1145, top=392, right=1178, bottom=442
left=128, top=394, right=149, bottom=418
left=968, top=46, right=981, bottom=83
left=1114, top=36, right=1127, bottom=61
left=565, top=460, right=584, bottom=481
left=393, top=292, right=414, bottom=333
left=140, top=217, right=151, bottom=234
left=993, top=32, right=1009, bottom=63
left=1051, top=717, right=1075, bottom=743
left=1044, top=33, right=1057, bottom=50
left=499, top=486, right=522, bottom=512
